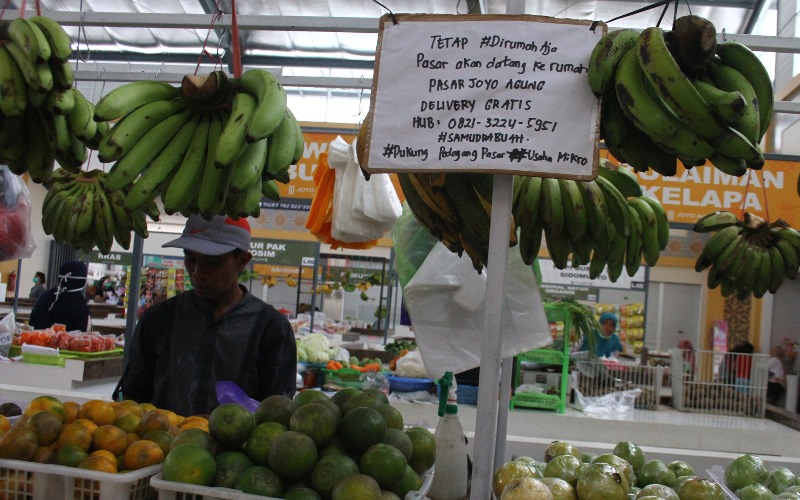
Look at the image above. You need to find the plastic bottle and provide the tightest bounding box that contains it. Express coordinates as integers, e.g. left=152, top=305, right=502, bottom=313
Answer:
left=428, top=371, right=469, bottom=500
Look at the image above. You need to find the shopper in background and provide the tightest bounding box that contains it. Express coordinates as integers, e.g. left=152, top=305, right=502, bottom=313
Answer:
left=29, top=261, right=90, bottom=332
left=118, top=215, right=297, bottom=416
left=767, top=344, right=787, bottom=406
left=581, top=311, right=623, bottom=358
left=734, top=341, right=755, bottom=394
left=28, top=271, right=46, bottom=299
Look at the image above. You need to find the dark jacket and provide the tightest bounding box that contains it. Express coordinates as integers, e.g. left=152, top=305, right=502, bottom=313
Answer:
left=29, top=288, right=90, bottom=332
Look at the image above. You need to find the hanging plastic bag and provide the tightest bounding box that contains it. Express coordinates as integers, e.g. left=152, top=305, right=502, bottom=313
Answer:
left=215, top=381, right=260, bottom=413
left=0, top=167, right=36, bottom=262
left=403, top=242, right=551, bottom=380
left=329, top=136, right=399, bottom=243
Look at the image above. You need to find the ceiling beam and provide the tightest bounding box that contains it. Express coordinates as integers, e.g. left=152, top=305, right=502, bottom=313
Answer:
left=73, top=70, right=373, bottom=89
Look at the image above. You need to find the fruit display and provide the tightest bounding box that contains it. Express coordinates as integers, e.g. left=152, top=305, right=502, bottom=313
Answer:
left=513, top=159, right=669, bottom=279
left=694, top=211, right=800, bottom=299
left=0, top=395, right=185, bottom=473
left=158, top=389, right=434, bottom=499
left=40, top=168, right=153, bottom=253
left=589, top=16, right=773, bottom=176
left=93, top=68, right=301, bottom=220
left=0, top=16, right=97, bottom=182
left=493, top=442, right=800, bottom=500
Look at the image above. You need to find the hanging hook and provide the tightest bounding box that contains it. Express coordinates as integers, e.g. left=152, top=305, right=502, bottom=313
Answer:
left=371, top=0, right=398, bottom=25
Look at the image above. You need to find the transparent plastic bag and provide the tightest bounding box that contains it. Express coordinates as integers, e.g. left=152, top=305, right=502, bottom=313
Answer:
left=0, top=312, right=14, bottom=358
left=391, top=202, right=438, bottom=289
left=0, top=167, right=35, bottom=261
left=573, top=387, right=641, bottom=414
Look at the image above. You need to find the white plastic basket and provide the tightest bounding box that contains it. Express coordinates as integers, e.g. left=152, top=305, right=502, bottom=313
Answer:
left=0, top=459, right=161, bottom=500
left=150, top=466, right=435, bottom=500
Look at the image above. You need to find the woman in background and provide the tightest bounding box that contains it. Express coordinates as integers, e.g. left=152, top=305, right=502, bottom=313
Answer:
left=29, top=261, right=90, bottom=332
left=29, top=271, right=46, bottom=299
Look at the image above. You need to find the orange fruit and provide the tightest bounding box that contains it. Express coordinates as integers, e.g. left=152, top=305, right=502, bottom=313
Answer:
left=155, top=409, right=181, bottom=428
left=78, top=400, right=116, bottom=426
left=0, top=414, right=11, bottom=433
left=91, top=425, right=129, bottom=456
left=24, top=395, right=65, bottom=423
left=25, top=411, right=63, bottom=446
left=162, top=444, right=216, bottom=486
left=123, top=439, right=164, bottom=470
left=113, top=414, right=141, bottom=435
left=178, top=421, right=209, bottom=434
left=79, top=455, right=118, bottom=473
left=179, top=416, right=208, bottom=428
left=126, top=433, right=140, bottom=446
left=117, top=400, right=144, bottom=418
left=138, top=403, right=157, bottom=413
left=91, top=449, right=118, bottom=464
left=63, top=401, right=80, bottom=424
left=32, top=445, right=57, bottom=464
left=54, top=422, right=92, bottom=451
left=73, top=418, right=99, bottom=435
left=111, top=403, right=132, bottom=420
left=138, top=410, right=172, bottom=437
left=56, top=443, right=89, bottom=467
left=142, top=430, right=173, bottom=456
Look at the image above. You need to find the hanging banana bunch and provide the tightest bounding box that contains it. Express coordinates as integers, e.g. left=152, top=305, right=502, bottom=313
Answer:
left=92, top=68, right=303, bottom=221
left=694, top=211, right=800, bottom=299
left=588, top=15, right=773, bottom=176
left=0, top=16, right=102, bottom=182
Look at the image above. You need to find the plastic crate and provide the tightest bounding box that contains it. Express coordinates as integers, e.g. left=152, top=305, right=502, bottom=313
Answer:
left=510, top=392, right=562, bottom=411
left=0, top=459, right=161, bottom=500
left=517, top=348, right=565, bottom=366
left=21, top=352, right=78, bottom=367
left=150, top=466, right=435, bottom=500
left=388, top=375, right=435, bottom=393
left=323, top=368, right=364, bottom=389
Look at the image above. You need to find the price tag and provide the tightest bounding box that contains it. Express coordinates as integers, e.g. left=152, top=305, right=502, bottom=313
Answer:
left=364, top=14, right=604, bottom=179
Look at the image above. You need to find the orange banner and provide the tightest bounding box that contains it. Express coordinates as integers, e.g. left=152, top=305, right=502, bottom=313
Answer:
left=602, top=151, right=800, bottom=228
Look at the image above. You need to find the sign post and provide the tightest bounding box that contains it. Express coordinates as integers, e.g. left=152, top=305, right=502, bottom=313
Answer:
left=363, top=14, right=603, bottom=498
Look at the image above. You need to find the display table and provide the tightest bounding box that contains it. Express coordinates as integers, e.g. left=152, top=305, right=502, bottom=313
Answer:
left=0, top=355, right=123, bottom=397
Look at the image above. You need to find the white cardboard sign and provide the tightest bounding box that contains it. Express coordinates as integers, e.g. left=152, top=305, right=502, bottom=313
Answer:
left=364, top=14, right=604, bottom=179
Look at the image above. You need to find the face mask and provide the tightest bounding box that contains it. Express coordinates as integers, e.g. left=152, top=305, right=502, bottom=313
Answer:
left=32, top=278, right=39, bottom=283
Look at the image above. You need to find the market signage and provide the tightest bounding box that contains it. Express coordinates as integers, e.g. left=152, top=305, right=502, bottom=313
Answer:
left=602, top=151, right=800, bottom=228
left=143, top=255, right=184, bottom=269
left=82, top=250, right=133, bottom=266
left=249, top=238, right=319, bottom=266
left=538, top=258, right=646, bottom=294
left=364, top=14, right=602, bottom=178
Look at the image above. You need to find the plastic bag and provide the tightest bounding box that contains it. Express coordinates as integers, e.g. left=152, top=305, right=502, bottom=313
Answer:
left=0, top=167, right=36, bottom=261
left=0, top=312, right=14, bottom=358
left=391, top=202, right=438, bottom=289
left=573, top=387, right=641, bottom=415
left=403, top=243, right=551, bottom=380
left=329, top=136, right=400, bottom=242
left=216, top=381, right=260, bottom=413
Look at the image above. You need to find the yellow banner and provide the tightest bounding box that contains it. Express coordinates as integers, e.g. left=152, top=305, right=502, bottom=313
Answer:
left=603, top=152, right=800, bottom=227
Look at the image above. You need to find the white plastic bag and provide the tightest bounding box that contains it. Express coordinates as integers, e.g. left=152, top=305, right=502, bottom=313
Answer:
left=573, top=387, right=641, bottom=415
left=0, top=312, right=14, bottom=358
left=403, top=242, right=552, bottom=380
left=329, top=136, right=401, bottom=242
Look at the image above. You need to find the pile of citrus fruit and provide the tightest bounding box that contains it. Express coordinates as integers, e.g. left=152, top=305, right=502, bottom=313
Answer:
left=0, top=395, right=194, bottom=474
left=159, top=387, right=436, bottom=499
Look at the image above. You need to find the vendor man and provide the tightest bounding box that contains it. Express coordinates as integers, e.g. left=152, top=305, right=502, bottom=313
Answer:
left=581, top=311, right=623, bottom=358
left=118, top=215, right=297, bottom=416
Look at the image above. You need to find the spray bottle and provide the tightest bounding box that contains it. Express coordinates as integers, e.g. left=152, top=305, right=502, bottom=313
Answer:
left=428, top=371, right=469, bottom=500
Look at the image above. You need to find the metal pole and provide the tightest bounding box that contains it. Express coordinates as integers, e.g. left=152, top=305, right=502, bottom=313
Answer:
left=12, top=259, right=21, bottom=315
left=469, top=174, right=513, bottom=500
left=495, top=356, right=514, bottom=467
left=310, top=244, right=321, bottom=332
left=122, top=233, right=144, bottom=367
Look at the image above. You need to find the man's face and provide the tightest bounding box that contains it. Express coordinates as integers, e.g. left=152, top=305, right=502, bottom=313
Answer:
left=184, top=250, right=252, bottom=302
left=601, top=319, right=616, bottom=337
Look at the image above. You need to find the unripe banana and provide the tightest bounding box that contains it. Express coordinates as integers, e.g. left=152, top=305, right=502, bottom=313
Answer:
left=94, top=80, right=181, bottom=122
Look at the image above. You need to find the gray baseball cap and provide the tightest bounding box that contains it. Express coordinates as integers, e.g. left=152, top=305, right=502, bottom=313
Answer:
left=163, top=215, right=251, bottom=256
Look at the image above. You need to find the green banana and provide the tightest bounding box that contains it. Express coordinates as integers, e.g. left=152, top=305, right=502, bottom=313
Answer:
left=638, top=196, right=669, bottom=250
left=162, top=113, right=211, bottom=214
left=692, top=78, right=746, bottom=124
left=588, top=227, right=612, bottom=278
left=517, top=177, right=543, bottom=265
left=30, top=16, right=73, bottom=62
left=196, top=112, right=231, bottom=219
left=264, top=110, right=298, bottom=181
left=774, top=237, right=799, bottom=280
left=694, top=210, right=741, bottom=233
left=107, top=190, right=134, bottom=249
left=125, top=112, right=200, bottom=210
left=709, top=127, right=764, bottom=169
left=261, top=179, right=281, bottom=202
left=628, top=197, right=660, bottom=267
left=545, top=229, right=571, bottom=270
left=512, top=176, right=529, bottom=218
left=577, top=179, right=609, bottom=240
left=707, top=62, right=760, bottom=144
left=26, top=20, right=52, bottom=63
left=105, top=108, right=194, bottom=192
left=767, top=246, right=786, bottom=294
left=751, top=248, right=772, bottom=298
left=1, top=19, right=42, bottom=63
left=94, top=81, right=181, bottom=122
left=598, top=158, right=643, bottom=197
left=56, top=134, right=89, bottom=173
left=47, top=88, right=76, bottom=116
left=636, top=27, right=722, bottom=140
left=4, top=40, right=50, bottom=93
left=98, top=98, right=187, bottom=162
left=606, top=227, right=628, bottom=282
left=442, top=173, right=492, bottom=271
left=67, top=89, right=98, bottom=142
left=587, top=28, right=640, bottom=96
left=293, top=121, right=305, bottom=164
left=540, top=177, right=564, bottom=239
left=236, top=68, right=288, bottom=143
left=0, top=45, right=27, bottom=117
left=558, top=179, right=588, bottom=242
left=600, top=90, right=655, bottom=174
left=397, top=174, right=447, bottom=243
left=595, top=175, right=631, bottom=239
left=93, top=187, right=116, bottom=254
left=407, top=173, right=460, bottom=226
left=50, top=59, right=74, bottom=91
left=715, top=42, right=774, bottom=140
left=625, top=204, right=644, bottom=276
left=230, top=138, right=269, bottom=193
left=773, top=227, right=800, bottom=249
left=216, top=91, right=258, bottom=169
left=709, top=151, right=747, bottom=177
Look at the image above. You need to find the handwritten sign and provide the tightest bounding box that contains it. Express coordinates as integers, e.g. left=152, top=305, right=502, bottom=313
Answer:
left=364, top=14, right=603, bottom=178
